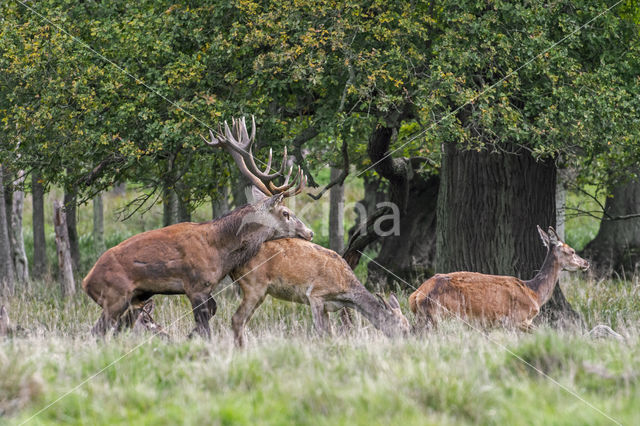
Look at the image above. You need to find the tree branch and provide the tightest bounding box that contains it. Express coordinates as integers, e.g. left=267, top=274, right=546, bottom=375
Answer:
left=291, top=126, right=320, bottom=188
left=308, top=139, right=349, bottom=200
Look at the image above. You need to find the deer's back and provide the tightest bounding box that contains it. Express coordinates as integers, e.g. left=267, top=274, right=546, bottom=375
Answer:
left=232, top=238, right=358, bottom=296
left=409, top=272, right=539, bottom=324
left=82, top=222, right=217, bottom=299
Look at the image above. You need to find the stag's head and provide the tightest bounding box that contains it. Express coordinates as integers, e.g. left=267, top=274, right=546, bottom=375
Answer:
left=375, top=293, right=411, bottom=337
left=204, top=116, right=313, bottom=242
left=537, top=226, right=589, bottom=272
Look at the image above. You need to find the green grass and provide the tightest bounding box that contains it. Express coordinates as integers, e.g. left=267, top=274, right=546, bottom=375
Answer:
left=1, top=274, right=640, bottom=425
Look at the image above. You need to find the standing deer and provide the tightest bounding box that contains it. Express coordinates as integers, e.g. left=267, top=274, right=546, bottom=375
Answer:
left=229, top=238, right=411, bottom=346
left=409, top=226, right=589, bottom=329
left=83, top=117, right=313, bottom=338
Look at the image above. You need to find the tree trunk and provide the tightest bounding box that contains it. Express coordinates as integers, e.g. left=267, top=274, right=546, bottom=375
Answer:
left=93, top=192, right=106, bottom=255
left=436, top=143, right=556, bottom=276
left=436, top=142, right=579, bottom=324
left=53, top=200, right=75, bottom=297
left=368, top=175, right=439, bottom=286
left=582, top=175, right=640, bottom=277
left=329, top=167, right=345, bottom=253
left=0, top=166, right=15, bottom=295
left=364, top=125, right=439, bottom=287
left=10, top=171, right=29, bottom=283
left=212, top=185, right=230, bottom=219
left=162, top=186, right=178, bottom=227
left=230, top=173, right=251, bottom=208
left=63, top=191, right=79, bottom=271
left=32, top=172, right=47, bottom=279
left=176, top=191, right=191, bottom=223
left=4, top=183, right=13, bottom=257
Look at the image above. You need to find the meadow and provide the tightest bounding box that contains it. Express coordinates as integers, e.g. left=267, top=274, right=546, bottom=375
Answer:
left=1, top=184, right=639, bottom=425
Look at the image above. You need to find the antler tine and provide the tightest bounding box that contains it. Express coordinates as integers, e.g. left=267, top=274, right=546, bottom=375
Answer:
left=201, top=128, right=221, bottom=146
left=207, top=115, right=306, bottom=198
left=279, top=167, right=307, bottom=198
left=269, top=165, right=294, bottom=193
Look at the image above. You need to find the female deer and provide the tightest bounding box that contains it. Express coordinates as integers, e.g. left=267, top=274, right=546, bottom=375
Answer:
left=229, top=238, right=411, bottom=346
left=409, top=226, right=589, bottom=329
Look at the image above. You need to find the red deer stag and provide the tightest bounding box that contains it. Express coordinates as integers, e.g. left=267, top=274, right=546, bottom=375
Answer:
left=409, top=226, right=589, bottom=330
left=83, top=116, right=313, bottom=338
left=229, top=238, right=410, bottom=346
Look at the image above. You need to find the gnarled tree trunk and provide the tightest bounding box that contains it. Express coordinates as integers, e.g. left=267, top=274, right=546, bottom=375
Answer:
left=363, top=125, right=439, bottom=287
left=436, top=142, right=579, bottom=325
left=582, top=175, right=640, bottom=277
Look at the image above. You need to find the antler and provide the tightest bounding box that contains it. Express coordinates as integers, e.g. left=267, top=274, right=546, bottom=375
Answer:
left=203, top=115, right=306, bottom=197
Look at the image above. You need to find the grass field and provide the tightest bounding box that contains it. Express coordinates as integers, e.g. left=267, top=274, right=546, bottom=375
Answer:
left=2, top=186, right=639, bottom=425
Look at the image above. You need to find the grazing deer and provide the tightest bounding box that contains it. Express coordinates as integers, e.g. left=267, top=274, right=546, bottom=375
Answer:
left=409, top=226, right=589, bottom=330
left=229, top=238, right=411, bottom=346
left=83, top=116, right=313, bottom=338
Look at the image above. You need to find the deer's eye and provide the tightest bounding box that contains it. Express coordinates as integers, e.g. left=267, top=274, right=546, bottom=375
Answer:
left=283, top=211, right=290, bottom=219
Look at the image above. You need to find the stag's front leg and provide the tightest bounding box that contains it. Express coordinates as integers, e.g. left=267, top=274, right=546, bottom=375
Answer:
left=187, top=292, right=214, bottom=339
left=185, top=279, right=219, bottom=339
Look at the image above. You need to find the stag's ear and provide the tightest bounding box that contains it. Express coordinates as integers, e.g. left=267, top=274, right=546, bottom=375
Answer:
left=547, top=226, right=562, bottom=246
left=247, top=186, right=267, bottom=203
left=537, top=225, right=550, bottom=248
left=264, top=193, right=285, bottom=210
left=388, top=293, right=401, bottom=310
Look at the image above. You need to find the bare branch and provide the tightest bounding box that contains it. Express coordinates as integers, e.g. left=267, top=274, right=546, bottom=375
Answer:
left=308, top=139, right=349, bottom=200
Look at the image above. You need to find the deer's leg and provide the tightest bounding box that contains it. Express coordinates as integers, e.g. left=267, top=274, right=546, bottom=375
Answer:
left=232, top=288, right=268, bottom=347
left=308, top=296, right=331, bottom=336
left=338, top=308, right=353, bottom=334
left=92, top=296, right=130, bottom=336
left=187, top=292, right=214, bottom=339
left=116, top=294, right=154, bottom=332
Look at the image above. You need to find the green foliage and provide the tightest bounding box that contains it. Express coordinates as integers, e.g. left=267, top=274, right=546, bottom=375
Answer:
left=1, top=0, right=638, bottom=209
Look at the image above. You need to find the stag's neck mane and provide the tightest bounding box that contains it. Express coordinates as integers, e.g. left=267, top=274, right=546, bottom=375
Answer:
left=208, top=204, right=275, bottom=272
left=524, top=247, right=561, bottom=306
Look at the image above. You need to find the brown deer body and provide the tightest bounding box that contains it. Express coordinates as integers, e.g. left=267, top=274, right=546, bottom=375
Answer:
left=409, top=226, right=589, bottom=329
left=229, top=238, right=410, bottom=346
left=83, top=117, right=312, bottom=338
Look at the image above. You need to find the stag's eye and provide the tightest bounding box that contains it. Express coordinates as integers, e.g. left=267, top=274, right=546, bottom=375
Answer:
left=283, top=211, right=290, bottom=220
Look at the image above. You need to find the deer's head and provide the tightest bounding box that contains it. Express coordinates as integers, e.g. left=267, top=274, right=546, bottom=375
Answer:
left=204, top=116, right=313, bottom=242
left=244, top=190, right=314, bottom=241
left=375, top=293, right=411, bottom=337
left=537, top=226, right=589, bottom=272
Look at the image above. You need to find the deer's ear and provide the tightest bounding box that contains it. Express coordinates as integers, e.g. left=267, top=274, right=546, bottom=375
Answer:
left=248, top=186, right=267, bottom=203
left=547, top=226, right=560, bottom=246
left=143, top=299, right=154, bottom=315
left=264, top=193, right=284, bottom=210
left=537, top=225, right=550, bottom=248
left=388, top=293, right=401, bottom=310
